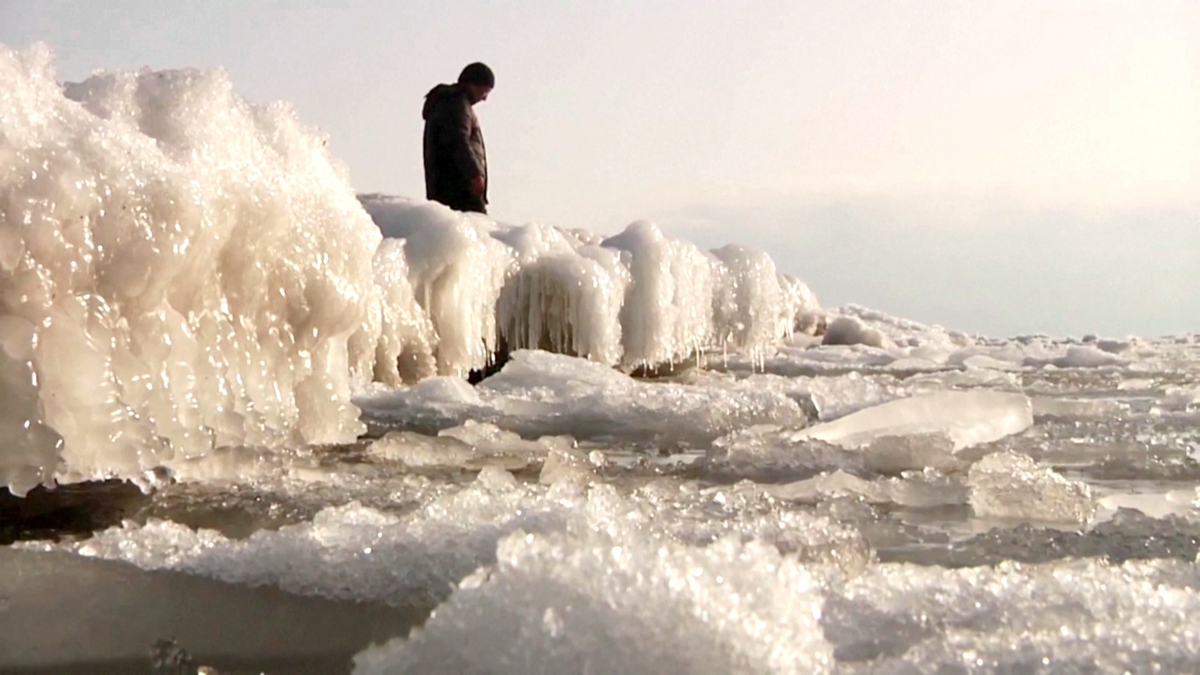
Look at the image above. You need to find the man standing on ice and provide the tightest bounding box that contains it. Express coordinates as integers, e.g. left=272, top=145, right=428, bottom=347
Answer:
left=422, top=62, right=494, bottom=214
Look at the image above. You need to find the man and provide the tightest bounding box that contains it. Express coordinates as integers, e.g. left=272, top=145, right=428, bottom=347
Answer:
left=422, top=62, right=494, bottom=214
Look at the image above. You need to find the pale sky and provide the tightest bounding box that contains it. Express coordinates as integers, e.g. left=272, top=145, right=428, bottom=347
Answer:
left=2, top=1, right=1197, bottom=336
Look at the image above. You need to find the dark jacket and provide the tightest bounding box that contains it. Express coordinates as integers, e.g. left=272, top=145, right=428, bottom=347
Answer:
left=423, top=84, right=488, bottom=213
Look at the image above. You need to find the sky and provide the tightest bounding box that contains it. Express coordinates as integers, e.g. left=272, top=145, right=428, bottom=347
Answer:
left=2, top=1, right=1197, bottom=337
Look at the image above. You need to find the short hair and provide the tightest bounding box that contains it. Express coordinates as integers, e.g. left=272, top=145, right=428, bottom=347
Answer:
left=458, top=62, right=495, bottom=88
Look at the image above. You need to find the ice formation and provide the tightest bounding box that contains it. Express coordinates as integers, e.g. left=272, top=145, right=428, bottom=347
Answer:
left=0, top=45, right=411, bottom=494
left=0, top=46, right=820, bottom=494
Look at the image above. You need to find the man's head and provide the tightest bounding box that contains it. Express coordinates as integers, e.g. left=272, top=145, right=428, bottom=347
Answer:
left=458, top=62, right=494, bottom=104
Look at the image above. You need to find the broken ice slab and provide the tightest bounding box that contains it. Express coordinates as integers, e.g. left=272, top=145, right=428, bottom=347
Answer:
left=792, top=391, right=1033, bottom=452
left=968, top=451, right=1095, bottom=523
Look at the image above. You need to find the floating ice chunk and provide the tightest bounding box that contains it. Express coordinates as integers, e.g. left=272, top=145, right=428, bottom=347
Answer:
left=1051, top=345, right=1129, bottom=369
left=368, top=423, right=559, bottom=472
left=1031, top=397, right=1129, bottom=418
left=906, top=368, right=1022, bottom=393
left=439, top=420, right=573, bottom=456
left=968, top=451, right=1094, bottom=523
left=353, top=529, right=832, bottom=675
left=769, top=469, right=968, bottom=508
left=795, top=391, right=1033, bottom=452
left=788, top=372, right=907, bottom=422
left=708, top=425, right=866, bottom=479
left=1096, top=488, right=1200, bottom=520
left=1162, top=385, right=1200, bottom=411
left=369, top=432, right=480, bottom=469
left=538, top=447, right=597, bottom=486
left=822, top=316, right=891, bottom=348
left=712, top=343, right=898, bottom=377
left=858, top=432, right=964, bottom=474
left=959, top=354, right=1025, bottom=371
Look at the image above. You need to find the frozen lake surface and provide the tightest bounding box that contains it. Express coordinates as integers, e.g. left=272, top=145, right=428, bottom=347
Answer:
left=8, top=334, right=1200, bottom=673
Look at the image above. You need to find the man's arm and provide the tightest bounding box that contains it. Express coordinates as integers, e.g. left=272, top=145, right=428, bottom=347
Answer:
left=447, top=97, right=484, bottom=190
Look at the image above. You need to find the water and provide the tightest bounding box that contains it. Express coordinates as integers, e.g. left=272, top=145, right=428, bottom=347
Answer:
left=2, top=44, right=1200, bottom=673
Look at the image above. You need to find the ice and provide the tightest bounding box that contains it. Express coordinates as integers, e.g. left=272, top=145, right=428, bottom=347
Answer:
left=350, top=237, right=436, bottom=386
left=1031, top=396, right=1129, bottom=418
left=366, top=421, right=565, bottom=472
left=356, top=350, right=806, bottom=445
left=708, top=425, right=866, bottom=479
left=822, top=558, right=1200, bottom=672
left=350, top=480, right=866, bottom=675
left=791, top=372, right=907, bottom=421
left=21, top=488, right=563, bottom=610
left=768, top=470, right=969, bottom=509
left=795, top=391, right=1034, bottom=452
left=822, top=316, right=891, bottom=348
left=967, top=451, right=1095, bottom=523
left=353, top=530, right=832, bottom=675
left=602, top=221, right=718, bottom=366
left=8, top=44, right=1200, bottom=675
left=496, top=240, right=629, bottom=365
left=1097, top=488, right=1200, bottom=520
left=710, top=244, right=789, bottom=356
left=23, top=474, right=868, bottom=613
left=358, top=196, right=513, bottom=376
left=1051, top=345, right=1130, bottom=368
left=0, top=45, right=395, bottom=493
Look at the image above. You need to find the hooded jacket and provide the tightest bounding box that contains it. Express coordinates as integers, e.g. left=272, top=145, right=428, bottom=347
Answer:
left=422, top=84, right=488, bottom=214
